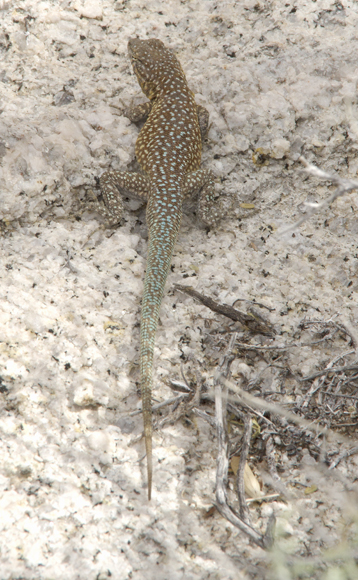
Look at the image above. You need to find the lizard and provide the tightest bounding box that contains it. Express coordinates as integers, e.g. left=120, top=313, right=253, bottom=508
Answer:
left=99, top=38, right=220, bottom=499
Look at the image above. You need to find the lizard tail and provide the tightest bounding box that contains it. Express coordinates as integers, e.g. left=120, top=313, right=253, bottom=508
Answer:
left=140, top=208, right=182, bottom=500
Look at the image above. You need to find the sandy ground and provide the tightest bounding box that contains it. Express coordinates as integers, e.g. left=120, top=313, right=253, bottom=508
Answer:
left=1, top=1, right=358, bottom=579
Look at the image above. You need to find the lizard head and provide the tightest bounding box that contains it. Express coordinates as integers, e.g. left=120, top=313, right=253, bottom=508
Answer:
left=128, top=38, right=186, bottom=100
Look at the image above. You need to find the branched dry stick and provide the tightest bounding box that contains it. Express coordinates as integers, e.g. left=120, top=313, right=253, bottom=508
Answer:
left=218, top=375, right=356, bottom=448
left=329, top=446, right=358, bottom=470
left=213, top=334, right=275, bottom=549
left=174, top=284, right=275, bottom=336
left=221, top=383, right=358, bottom=495
left=214, top=379, right=275, bottom=548
left=220, top=375, right=328, bottom=435
left=298, top=349, right=356, bottom=408
left=235, top=317, right=355, bottom=353
left=281, top=157, right=358, bottom=233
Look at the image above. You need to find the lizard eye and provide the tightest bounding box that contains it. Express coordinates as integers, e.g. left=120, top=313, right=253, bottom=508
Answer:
left=131, top=55, right=143, bottom=64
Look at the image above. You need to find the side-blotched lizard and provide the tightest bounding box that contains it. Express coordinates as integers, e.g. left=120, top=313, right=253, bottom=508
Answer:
left=99, top=38, right=220, bottom=499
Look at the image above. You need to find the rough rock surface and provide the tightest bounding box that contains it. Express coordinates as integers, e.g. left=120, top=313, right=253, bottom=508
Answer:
left=1, top=1, right=358, bottom=579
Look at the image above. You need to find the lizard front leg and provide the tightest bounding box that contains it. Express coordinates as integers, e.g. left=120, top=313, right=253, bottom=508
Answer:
left=125, top=101, right=152, bottom=124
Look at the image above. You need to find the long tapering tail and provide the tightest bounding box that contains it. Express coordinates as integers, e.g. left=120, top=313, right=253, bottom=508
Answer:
left=140, top=208, right=182, bottom=499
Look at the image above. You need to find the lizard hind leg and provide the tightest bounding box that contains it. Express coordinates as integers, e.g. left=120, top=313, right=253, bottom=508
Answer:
left=182, top=169, right=221, bottom=227
left=99, top=171, right=150, bottom=226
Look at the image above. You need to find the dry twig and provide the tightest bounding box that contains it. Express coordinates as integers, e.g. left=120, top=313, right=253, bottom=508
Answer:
left=174, top=284, right=275, bottom=336
left=235, top=415, right=252, bottom=523
left=299, top=362, right=358, bottom=382
left=263, top=433, right=281, bottom=484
